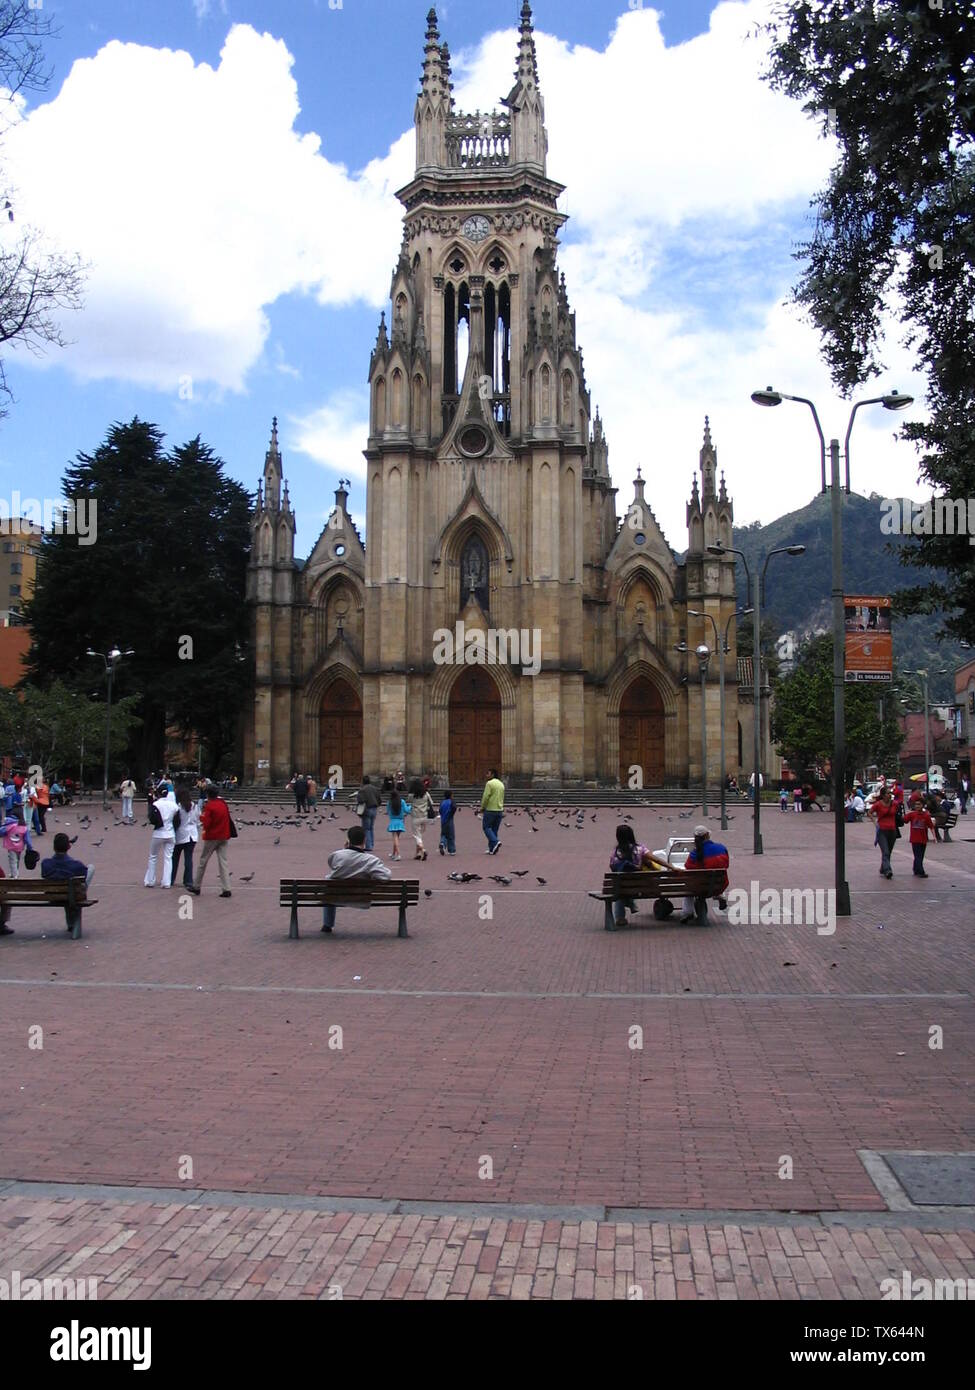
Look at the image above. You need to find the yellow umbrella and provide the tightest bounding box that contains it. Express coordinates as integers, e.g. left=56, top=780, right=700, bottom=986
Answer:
left=909, top=772, right=927, bottom=782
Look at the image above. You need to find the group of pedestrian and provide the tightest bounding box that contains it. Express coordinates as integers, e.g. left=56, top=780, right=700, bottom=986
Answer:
left=351, top=770, right=503, bottom=860
left=143, top=778, right=233, bottom=896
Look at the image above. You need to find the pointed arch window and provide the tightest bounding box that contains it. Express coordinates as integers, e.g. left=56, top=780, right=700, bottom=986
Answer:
left=459, top=534, right=490, bottom=612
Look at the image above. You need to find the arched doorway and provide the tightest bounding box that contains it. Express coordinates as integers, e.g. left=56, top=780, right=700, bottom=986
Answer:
left=449, top=666, right=501, bottom=785
left=320, top=678, right=362, bottom=788
left=619, top=676, right=665, bottom=786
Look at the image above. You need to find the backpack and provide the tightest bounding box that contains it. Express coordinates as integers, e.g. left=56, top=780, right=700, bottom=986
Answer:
left=148, top=804, right=162, bottom=829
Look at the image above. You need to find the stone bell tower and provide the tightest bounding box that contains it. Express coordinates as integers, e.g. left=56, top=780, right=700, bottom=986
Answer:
left=362, top=3, right=594, bottom=784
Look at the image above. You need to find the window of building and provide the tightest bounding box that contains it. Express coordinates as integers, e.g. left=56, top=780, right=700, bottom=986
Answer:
left=9, top=561, right=21, bottom=574
left=9, top=584, right=20, bottom=597
left=1, top=543, right=12, bottom=553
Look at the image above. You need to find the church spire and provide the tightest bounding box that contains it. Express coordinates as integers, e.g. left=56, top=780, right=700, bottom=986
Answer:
left=700, top=413, right=717, bottom=502
left=263, top=416, right=281, bottom=512
left=506, top=1, right=546, bottom=171
left=515, top=2, right=540, bottom=88
left=415, top=9, right=450, bottom=169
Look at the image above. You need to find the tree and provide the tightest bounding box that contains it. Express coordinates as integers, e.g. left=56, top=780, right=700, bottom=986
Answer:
left=762, top=1, right=975, bottom=643
left=0, top=680, right=141, bottom=781
left=22, top=419, right=252, bottom=774
left=771, top=634, right=904, bottom=780
left=0, top=1, right=85, bottom=415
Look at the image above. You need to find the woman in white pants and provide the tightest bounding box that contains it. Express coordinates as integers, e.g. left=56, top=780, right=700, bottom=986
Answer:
left=144, top=785, right=178, bottom=887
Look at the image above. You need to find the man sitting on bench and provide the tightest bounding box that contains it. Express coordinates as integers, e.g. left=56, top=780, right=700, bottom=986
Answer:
left=41, top=833, right=95, bottom=935
left=680, top=824, right=730, bottom=925
left=321, top=824, right=392, bottom=932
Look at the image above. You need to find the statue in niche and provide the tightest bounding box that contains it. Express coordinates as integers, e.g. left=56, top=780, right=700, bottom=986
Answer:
left=460, top=535, right=490, bottom=611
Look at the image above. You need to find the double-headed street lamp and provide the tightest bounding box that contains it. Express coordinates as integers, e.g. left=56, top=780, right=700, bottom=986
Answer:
left=750, top=386, right=913, bottom=914
left=86, top=646, right=134, bottom=809
left=690, top=606, right=753, bottom=831
left=706, top=544, right=805, bottom=853
left=675, top=640, right=712, bottom=813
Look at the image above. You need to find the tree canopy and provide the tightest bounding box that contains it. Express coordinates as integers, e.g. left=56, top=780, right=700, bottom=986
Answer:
left=771, top=633, right=904, bottom=781
left=23, top=419, right=252, bottom=774
left=762, top=0, right=975, bottom=642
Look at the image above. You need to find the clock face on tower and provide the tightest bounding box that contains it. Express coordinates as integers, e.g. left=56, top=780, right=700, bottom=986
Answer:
left=462, top=215, right=490, bottom=243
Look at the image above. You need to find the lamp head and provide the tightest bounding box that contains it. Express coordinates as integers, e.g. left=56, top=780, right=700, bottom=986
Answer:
left=786, top=544, right=806, bottom=556
left=674, top=642, right=688, bottom=654
left=882, top=390, right=913, bottom=412
left=751, top=386, right=782, bottom=408
left=706, top=543, right=726, bottom=556
left=740, top=606, right=755, bottom=616
left=695, top=643, right=711, bottom=660
left=85, top=648, right=96, bottom=656
left=108, top=646, right=122, bottom=661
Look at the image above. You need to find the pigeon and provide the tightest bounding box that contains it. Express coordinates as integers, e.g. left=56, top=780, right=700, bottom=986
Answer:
left=558, top=822, right=570, bottom=829
left=511, top=870, right=529, bottom=877
left=274, top=837, right=281, bottom=845
left=536, top=877, right=547, bottom=885
left=240, top=872, right=255, bottom=883
left=424, top=889, right=433, bottom=898
left=92, top=839, right=103, bottom=847
left=489, top=875, right=512, bottom=886
left=447, top=871, right=482, bottom=883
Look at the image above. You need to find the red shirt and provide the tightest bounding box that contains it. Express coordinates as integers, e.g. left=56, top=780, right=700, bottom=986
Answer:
left=201, top=797, right=231, bottom=841
left=905, top=809, right=934, bottom=845
left=873, top=801, right=897, bottom=831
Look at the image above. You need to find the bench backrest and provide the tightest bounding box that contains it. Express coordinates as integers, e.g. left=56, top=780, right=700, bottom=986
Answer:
left=279, top=878, right=420, bottom=906
left=602, top=869, right=727, bottom=896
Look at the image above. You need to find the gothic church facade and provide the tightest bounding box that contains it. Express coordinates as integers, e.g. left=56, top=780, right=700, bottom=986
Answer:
left=244, top=4, right=739, bottom=788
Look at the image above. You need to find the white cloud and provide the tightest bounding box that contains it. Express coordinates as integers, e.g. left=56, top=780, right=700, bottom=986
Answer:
left=2, top=25, right=402, bottom=392
left=289, top=391, right=370, bottom=480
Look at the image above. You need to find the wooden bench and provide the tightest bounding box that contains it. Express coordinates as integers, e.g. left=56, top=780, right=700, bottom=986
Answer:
left=0, top=878, right=96, bottom=940
left=280, top=878, right=420, bottom=939
left=589, top=869, right=728, bottom=931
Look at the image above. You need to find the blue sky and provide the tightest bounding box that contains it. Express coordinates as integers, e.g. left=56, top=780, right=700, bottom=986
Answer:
left=0, top=0, right=929, bottom=558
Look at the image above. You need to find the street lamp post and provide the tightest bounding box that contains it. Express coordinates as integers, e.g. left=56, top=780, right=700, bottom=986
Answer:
left=695, top=643, right=711, bottom=814
left=915, top=668, right=948, bottom=785
left=674, top=641, right=712, bottom=813
left=86, top=647, right=134, bottom=810
left=690, top=607, right=753, bottom=832
left=707, top=544, right=805, bottom=853
left=749, top=386, right=913, bottom=914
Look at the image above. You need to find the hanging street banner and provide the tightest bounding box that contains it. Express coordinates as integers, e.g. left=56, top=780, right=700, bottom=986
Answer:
left=844, top=596, right=893, bottom=682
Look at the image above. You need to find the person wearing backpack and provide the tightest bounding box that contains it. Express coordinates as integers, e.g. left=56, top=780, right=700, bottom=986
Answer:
left=1, top=813, right=33, bottom=878
left=144, top=783, right=179, bottom=887
left=386, top=786, right=410, bottom=862
left=438, top=790, right=457, bottom=855
left=170, top=786, right=201, bottom=889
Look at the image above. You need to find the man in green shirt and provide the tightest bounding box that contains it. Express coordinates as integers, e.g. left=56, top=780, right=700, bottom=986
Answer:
left=480, top=769, right=505, bottom=855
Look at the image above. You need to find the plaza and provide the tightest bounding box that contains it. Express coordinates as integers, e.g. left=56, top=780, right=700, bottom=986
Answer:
left=1, top=797, right=973, bottom=1299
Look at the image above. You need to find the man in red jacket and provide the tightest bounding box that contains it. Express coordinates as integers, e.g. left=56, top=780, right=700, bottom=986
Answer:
left=188, top=786, right=232, bottom=897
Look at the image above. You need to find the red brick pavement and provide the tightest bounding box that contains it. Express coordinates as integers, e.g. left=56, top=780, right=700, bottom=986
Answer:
left=0, top=800, right=972, bottom=1216
left=1, top=1190, right=973, bottom=1300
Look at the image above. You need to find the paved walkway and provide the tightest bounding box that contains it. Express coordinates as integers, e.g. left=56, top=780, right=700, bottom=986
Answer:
left=2, top=1184, right=974, bottom=1300
left=1, top=799, right=972, bottom=1297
